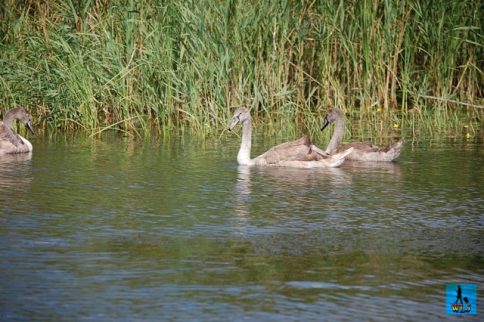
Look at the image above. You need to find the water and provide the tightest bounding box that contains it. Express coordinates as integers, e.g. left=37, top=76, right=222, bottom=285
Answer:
left=0, top=134, right=482, bottom=321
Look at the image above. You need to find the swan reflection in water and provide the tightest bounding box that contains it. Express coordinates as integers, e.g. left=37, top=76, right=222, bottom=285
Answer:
left=233, top=161, right=401, bottom=218
left=234, top=165, right=252, bottom=218
left=0, top=152, right=33, bottom=191
left=341, top=160, right=402, bottom=178
left=233, top=165, right=352, bottom=217
left=256, top=166, right=349, bottom=186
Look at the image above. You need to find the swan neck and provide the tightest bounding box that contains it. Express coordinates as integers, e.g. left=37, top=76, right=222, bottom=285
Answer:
left=326, top=116, right=345, bottom=154
left=237, top=118, right=252, bottom=165
left=3, top=110, right=17, bottom=127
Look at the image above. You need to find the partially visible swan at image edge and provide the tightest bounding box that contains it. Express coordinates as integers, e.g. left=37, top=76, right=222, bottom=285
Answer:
left=0, top=106, right=35, bottom=155
left=321, top=107, right=403, bottom=162
left=229, top=107, right=353, bottom=168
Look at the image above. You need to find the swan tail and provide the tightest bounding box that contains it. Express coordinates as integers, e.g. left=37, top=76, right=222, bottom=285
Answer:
left=385, top=140, right=404, bottom=161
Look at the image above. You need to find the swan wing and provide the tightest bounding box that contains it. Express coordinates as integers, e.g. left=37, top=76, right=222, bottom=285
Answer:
left=258, top=136, right=321, bottom=164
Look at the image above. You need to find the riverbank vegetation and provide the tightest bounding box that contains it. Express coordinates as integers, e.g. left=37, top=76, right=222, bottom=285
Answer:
left=0, top=0, right=482, bottom=139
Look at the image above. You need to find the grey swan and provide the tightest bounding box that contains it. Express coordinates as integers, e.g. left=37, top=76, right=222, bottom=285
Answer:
left=229, top=107, right=353, bottom=168
left=0, top=107, right=35, bottom=155
left=321, top=108, right=403, bottom=162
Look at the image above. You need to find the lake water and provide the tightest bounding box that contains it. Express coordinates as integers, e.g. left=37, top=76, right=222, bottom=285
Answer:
left=0, top=133, right=482, bottom=321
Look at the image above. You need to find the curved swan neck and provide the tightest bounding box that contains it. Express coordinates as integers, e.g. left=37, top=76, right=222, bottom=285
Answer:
left=326, top=115, right=345, bottom=154
left=3, top=108, right=26, bottom=128
left=3, top=110, right=18, bottom=127
left=237, top=117, right=253, bottom=165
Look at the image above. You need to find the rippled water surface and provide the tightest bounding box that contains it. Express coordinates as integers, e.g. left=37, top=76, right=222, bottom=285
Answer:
left=0, top=134, right=482, bottom=320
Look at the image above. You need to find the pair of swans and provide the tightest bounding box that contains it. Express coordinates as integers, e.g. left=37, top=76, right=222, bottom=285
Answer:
left=230, top=107, right=402, bottom=168
left=229, top=107, right=353, bottom=168
left=0, top=107, right=34, bottom=155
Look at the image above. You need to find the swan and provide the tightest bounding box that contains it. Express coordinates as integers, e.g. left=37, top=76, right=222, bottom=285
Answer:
left=0, top=107, right=35, bottom=155
left=229, top=107, right=353, bottom=168
left=321, top=107, right=403, bottom=162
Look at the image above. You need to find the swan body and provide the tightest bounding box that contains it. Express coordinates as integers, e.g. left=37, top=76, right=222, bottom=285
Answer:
left=0, top=107, right=35, bottom=155
left=229, top=107, right=353, bottom=168
left=321, top=108, right=403, bottom=162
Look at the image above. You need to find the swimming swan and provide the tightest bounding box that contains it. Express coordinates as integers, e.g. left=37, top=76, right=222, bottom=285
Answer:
left=0, top=107, right=35, bottom=155
left=229, top=107, right=353, bottom=168
left=321, top=108, right=403, bottom=162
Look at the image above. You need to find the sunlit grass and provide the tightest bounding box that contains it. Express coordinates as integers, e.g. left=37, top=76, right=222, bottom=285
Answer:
left=0, top=0, right=481, bottom=140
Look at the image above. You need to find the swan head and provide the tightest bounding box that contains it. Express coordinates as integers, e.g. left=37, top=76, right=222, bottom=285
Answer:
left=321, top=107, right=344, bottom=131
left=228, top=107, right=250, bottom=131
left=5, top=107, right=35, bottom=135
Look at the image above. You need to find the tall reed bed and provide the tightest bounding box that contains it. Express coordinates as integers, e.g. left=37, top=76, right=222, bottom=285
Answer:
left=0, top=0, right=482, bottom=138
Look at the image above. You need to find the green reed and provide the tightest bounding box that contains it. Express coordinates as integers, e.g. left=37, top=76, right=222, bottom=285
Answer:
left=0, top=0, right=481, bottom=139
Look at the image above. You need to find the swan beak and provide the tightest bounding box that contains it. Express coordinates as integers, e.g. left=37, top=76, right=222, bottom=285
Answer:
left=228, top=117, right=239, bottom=131
left=26, top=121, right=35, bottom=135
left=321, top=117, right=330, bottom=131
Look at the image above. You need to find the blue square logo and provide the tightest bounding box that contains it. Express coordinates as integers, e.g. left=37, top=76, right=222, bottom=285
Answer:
left=446, top=284, right=477, bottom=315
